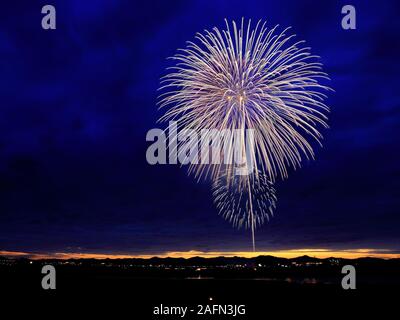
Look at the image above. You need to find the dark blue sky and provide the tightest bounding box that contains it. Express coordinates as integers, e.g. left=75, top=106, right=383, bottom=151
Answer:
left=0, top=0, right=399, bottom=255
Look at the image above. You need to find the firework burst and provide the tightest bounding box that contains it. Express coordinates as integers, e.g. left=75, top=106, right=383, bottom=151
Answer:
left=159, top=19, right=330, bottom=181
left=158, top=19, right=331, bottom=250
left=212, top=170, right=277, bottom=229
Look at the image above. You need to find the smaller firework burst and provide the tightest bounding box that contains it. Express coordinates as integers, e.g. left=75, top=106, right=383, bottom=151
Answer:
left=212, top=171, right=277, bottom=230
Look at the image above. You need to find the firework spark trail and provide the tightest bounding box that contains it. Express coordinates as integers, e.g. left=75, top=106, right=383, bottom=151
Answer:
left=158, top=19, right=331, bottom=250
left=212, top=171, right=277, bottom=251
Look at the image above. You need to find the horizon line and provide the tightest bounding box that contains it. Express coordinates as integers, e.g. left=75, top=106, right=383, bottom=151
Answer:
left=1, top=248, right=400, bottom=260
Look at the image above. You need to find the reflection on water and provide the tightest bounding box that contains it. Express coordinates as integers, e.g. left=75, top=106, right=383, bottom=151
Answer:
left=186, top=275, right=214, bottom=280
left=184, top=276, right=334, bottom=285
left=251, top=277, right=320, bottom=284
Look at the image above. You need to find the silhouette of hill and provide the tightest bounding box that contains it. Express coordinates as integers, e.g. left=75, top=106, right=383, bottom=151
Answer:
left=1, top=254, right=399, bottom=267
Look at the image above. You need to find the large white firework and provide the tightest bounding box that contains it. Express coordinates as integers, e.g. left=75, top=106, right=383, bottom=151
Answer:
left=158, top=19, right=331, bottom=250
left=159, top=19, right=330, bottom=182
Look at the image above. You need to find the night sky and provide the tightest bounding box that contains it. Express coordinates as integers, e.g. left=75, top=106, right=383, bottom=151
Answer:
left=0, top=0, right=399, bottom=256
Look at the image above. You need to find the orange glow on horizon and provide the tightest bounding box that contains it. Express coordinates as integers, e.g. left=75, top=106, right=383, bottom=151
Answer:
left=1, top=248, right=399, bottom=260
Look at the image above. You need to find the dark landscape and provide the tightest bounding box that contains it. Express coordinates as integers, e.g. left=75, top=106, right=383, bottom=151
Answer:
left=2, top=255, right=399, bottom=317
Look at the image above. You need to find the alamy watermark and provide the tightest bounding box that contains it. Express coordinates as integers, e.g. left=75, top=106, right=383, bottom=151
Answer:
left=146, top=121, right=256, bottom=175
left=341, top=265, right=356, bottom=289
left=341, top=5, right=356, bottom=30
left=41, top=5, right=56, bottom=30
left=41, top=265, right=56, bottom=290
